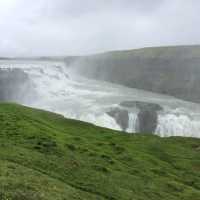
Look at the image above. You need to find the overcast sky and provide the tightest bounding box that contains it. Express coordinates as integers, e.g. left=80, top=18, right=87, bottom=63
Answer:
left=0, top=0, right=199, bottom=56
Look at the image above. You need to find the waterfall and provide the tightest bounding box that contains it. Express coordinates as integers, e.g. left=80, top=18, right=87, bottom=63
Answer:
left=155, top=113, right=200, bottom=138
left=126, top=110, right=200, bottom=138
left=126, top=113, right=138, bottom=133
left=2, top=60, right=200, bottom=138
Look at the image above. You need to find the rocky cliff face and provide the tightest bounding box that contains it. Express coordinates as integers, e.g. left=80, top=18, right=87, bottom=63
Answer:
left=71, top=45, right=200, bottom=103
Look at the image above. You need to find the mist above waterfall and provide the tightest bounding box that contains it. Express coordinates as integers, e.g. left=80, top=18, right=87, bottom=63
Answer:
left=0, top=67, right=36, bottom=103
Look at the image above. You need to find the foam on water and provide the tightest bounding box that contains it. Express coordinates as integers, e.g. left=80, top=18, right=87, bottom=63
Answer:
left=1, top=60, right=200, bottom=137
left=156, top=113, right=200, bottom=137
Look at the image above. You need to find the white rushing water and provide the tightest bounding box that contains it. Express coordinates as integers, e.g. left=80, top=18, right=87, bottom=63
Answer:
left=126, top=113, right=138, bottom=133
left=1, top=60, right=200, bottom=138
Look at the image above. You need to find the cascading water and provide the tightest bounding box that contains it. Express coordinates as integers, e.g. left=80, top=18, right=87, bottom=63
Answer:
left=1, top=59, right=200, bottom=138
left=126, top=113, right=138, bottom=133
left=156, top=112, right=200, bottom=137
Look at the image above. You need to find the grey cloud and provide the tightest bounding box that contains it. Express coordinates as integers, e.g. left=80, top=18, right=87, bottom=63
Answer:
left=0, top=0, right=199, bottom=56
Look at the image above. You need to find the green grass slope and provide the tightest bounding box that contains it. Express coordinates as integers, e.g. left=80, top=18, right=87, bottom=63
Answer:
left=0, top=103, right=200, bottom=200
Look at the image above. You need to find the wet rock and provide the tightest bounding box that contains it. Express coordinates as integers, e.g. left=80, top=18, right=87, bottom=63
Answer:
left=120, top=101, right=163, bottom=133
left=107, top=108, right=129, bottom=131
left=120, top=101, right=162, bottom=111
left=137, top=109, right=158, bottom=134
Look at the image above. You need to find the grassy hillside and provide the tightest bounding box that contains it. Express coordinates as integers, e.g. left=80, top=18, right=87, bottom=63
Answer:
left=105, top=45, right=200, bottom=58
left=0, top=103, right=200, bottom=200
left=72, top=45, right=200, bottom=103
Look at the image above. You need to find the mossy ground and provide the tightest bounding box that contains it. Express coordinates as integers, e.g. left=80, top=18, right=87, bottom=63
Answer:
left=0, top=103, right=199, bottom=200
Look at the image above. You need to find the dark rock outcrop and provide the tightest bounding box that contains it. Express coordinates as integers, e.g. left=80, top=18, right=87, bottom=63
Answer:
left=136, top=102, right=162, bottom=134
left=107, top=108, right=129, bottom=131
left=124, top=101, right=162, bottom=134
left=120, top=101, right=162, bottom=111
left=108, top=101, right=163, bottom=134
left=137, top=109, right=158, bottom=134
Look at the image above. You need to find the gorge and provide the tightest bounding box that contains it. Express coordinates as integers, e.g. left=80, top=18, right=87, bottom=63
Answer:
left=1, top=46, right=200, bottom=138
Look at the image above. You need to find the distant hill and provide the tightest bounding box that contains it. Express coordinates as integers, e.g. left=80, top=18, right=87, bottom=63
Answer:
left=71, top=45, right=200, bottom=103
left=0, top=103, right=199, bottom=199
